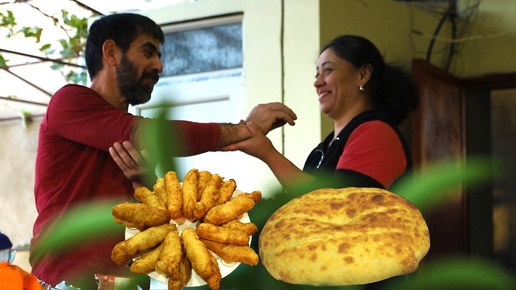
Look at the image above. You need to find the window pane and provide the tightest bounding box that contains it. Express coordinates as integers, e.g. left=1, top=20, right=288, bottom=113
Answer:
left=161, top=23, right=242, bottom=77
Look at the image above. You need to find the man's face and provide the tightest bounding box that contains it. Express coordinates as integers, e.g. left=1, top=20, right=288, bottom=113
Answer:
left=116, top=53, right=160, bottom=106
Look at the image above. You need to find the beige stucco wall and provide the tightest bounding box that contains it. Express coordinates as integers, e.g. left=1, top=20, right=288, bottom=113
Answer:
left=0, top=119, right=40, bottom=248
left=452, top=0, right=516, bottom=78
left=2, top=0, right=516, bottom=258
left=282, top=0, right=321, bottom=170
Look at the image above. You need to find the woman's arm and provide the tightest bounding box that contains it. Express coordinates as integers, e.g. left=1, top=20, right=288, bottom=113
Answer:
left=222, top=122, right=314, bottom=189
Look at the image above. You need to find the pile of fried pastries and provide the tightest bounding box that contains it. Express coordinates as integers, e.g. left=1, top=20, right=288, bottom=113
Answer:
left=111, top=169, right=262, bottom=290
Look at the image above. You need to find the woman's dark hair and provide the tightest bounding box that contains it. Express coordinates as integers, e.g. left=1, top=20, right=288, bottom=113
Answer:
left=321, top=35, right=419, bottom=125
left=85, top=13, right=165, bottom=80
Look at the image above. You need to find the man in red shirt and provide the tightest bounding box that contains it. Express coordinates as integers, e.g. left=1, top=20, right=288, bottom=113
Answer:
left=30, top=13, right=296, bottom=288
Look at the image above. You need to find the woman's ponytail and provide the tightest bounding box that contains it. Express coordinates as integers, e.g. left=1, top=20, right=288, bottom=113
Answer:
left=382, top=64, right=419, bottom=125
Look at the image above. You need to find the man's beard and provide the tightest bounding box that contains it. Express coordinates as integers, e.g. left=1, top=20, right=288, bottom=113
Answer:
left=116, top=55, right=160, bottom=106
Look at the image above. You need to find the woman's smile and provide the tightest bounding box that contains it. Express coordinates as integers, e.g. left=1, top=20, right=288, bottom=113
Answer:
left=318, top=90, right=331, bottom=100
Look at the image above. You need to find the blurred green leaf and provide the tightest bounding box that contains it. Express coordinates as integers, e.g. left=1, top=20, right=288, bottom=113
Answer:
left=383, top=256, right=516, bottom=290
left=391, top=156, right=495, bottom=213
left=18, top=26, right=43, bottom=42
left=60, top=47, right=75, bottom=58
left=61, top=9, right=88, bottom=36
left=139, top=107, right=181, bottom=179
left=215, top=260, right=366, bottom=290
left=50, top=63, right=63, bottom=70
left=39, top=43, right=52, bottom=52
left=0, top=10, right=16, bottom=27
left=0, top=54, right=8, bottom=67
left=65, top=70, right=88, bottom=84
left=35, top=200, right=121, bottom=254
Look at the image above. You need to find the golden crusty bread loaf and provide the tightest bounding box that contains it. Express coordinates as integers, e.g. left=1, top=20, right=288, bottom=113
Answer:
left=259, top=187, right=430, bottom=286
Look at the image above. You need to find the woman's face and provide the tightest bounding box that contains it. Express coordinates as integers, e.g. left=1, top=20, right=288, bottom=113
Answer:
left=314, top=48, right=362, bottom=119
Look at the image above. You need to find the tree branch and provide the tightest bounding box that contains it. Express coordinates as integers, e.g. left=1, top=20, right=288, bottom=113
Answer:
left=0, top=48, right=85, bottom=68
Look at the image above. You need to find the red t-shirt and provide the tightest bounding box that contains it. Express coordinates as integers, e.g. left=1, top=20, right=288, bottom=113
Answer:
left=336, top=121, right=407, bottom=189
left=30, top=84, right=221, bottom=286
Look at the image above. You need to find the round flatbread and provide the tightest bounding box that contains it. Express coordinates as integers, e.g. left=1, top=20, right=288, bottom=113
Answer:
left=259, top=187, right=430, bottom=286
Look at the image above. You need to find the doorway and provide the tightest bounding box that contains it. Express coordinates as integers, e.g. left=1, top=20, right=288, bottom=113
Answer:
left=465, top=77, right=516, bottom=275
left=413, top=58, right=516, bottom=275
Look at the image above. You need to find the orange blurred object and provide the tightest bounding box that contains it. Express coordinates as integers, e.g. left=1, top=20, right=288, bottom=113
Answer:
left=0, top=261, right=41, bottom=290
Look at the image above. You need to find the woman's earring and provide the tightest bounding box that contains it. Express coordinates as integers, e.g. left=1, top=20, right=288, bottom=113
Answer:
left=359, top=84, right=365, bottom=92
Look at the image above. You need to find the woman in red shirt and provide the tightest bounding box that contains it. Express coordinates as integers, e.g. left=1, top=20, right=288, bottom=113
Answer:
left=227, top=35, right=418, bottom=191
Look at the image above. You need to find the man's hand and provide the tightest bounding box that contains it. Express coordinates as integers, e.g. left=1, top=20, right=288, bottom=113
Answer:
left=246, top=102, right=297, bottom=134
left=109, top=141, right=156, bottom=189
left=220, top=121, right=276, bottom=160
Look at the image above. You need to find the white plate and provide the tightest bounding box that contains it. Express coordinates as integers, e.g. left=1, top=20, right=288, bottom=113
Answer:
left=125, top=189, right=251, bottom=287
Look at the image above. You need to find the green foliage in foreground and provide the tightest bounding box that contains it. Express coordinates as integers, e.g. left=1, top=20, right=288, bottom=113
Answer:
left=391, top=156, right=496, bottom=214
left=384, top=256, right=516, bottom=290
left=34, top=201, right=121, bottom=254
left=37, top=154, right=515, bottom=289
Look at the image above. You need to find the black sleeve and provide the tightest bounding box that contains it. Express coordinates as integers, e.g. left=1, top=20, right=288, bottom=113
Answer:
left=331, top=169, right=385, bottom=189
left=297, top=168, right=385, bottom=193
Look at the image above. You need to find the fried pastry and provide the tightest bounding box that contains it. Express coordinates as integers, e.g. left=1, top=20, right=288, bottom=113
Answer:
left=215, top=179, right=236, bottom=206
left=204, top=194, right=255, bottom=225
left=112, top=202, right=169, bottom=231
left=153, top=178, right=167, bottom=205
left=243, top=190, right=262, bottom=203
left=221, top=219, right=258, bottom=236
left=197, top=170, right=212, bottom=195
left=201, top=239, right=259, bottom=266
left=194, top=173, right=222, bottom=220
left=182, top=169, right=199, bottom=220
left=155, top=230, right=182, bottom=280
left=182, top=227, right=221, bottom=289
left=204, top=251, right=221, bottom=290
left=196, top=223, right=249, bottom=246
left=129, top=244, right=163, bottom=274
left=134, top=186, right=166, bottom=210
left=167, top=251, right=192, bottom=290
left=164, top=171, right=183, bottom=219
left=112, top=223, right=176, bottom=266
